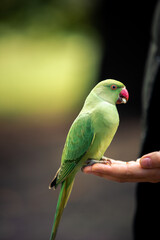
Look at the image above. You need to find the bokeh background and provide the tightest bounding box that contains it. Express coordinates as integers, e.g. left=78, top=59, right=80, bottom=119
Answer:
left=0, top=1, right=157, bottom=239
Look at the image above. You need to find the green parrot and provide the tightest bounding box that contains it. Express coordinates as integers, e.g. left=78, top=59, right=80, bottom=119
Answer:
left=49, top=79, right=129, bottom=240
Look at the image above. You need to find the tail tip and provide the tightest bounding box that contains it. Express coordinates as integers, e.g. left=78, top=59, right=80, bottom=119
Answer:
left=49, top=177, right=57, bottom=190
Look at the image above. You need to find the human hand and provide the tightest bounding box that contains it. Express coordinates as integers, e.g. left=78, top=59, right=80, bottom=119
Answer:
left=83, top=151, right=160, bottom=183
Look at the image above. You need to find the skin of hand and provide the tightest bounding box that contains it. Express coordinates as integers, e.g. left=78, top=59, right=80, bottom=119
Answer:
left=83, top=151, right=160, bottom=183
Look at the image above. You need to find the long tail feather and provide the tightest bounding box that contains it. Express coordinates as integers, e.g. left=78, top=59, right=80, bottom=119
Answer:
left=50, top=176, right=75, bottom=240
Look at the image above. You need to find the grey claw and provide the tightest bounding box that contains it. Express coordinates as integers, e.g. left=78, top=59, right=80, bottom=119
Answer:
left=86, top=158, right=111, bottom=166
left=81, top=157, right=112, bottom=172
left=81, top=159, right=99, bottom=172
left=86, top=159, right=100, bottom=166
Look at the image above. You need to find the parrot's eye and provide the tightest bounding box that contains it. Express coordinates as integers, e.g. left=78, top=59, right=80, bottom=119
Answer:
left=111, top=85, right=117, bottom=90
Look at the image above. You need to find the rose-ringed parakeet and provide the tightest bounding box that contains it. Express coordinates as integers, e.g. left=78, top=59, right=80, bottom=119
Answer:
left=49, top=79, right=129, bottom=240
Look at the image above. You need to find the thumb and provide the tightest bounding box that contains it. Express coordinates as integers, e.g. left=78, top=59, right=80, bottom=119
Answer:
left=140, top=151, right=160, bottom=169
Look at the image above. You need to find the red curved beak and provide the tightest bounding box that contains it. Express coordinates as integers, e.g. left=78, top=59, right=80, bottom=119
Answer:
left=116, top=87, right=129, bottom=104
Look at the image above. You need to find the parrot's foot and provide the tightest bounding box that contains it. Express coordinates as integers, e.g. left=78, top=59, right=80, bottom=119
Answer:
left=85, top=157, right=112, bottom=167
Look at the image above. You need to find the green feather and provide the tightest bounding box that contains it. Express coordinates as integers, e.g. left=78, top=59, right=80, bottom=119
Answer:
left=49, top=113, right=94, bottom=239
left=50, top=176, right=75, bottom=240
left=50, top=113, right=94, bottom=188
left=62, top=113, right=94, bottom=162
left=49, top=79, right=127, bottom=239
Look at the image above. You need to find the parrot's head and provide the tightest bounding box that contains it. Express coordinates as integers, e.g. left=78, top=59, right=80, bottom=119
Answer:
left=93, top=79, right=129, bottom=105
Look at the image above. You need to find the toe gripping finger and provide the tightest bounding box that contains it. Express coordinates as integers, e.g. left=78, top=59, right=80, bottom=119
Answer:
left=81, top=157, right=112, bottom=171
left=86, top=158, right=112, bottom=166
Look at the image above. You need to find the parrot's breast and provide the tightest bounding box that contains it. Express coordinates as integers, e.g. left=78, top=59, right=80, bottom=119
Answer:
left=88, top=102, right=119, bottom=159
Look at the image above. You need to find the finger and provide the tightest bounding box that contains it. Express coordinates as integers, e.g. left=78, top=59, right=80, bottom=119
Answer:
left=140, top=151, right=160, bottom=169
left=91, top=171, right=150, bottom=183
left=84, top=160, right=139, bottom=179
left=83, top=159, right=126, bottom=173
left=83, top=159, right=122, bottom=173
left=83, top=159, right=137, bottom=174
left=84, top=160, right=160, bottom=183
left=90, top=161, right=143, bottom=181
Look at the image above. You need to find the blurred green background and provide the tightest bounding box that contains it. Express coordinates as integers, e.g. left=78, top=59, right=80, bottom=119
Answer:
left=1, top=1, right=155, bottom=240
left=0, top=0, right=101, bottom=118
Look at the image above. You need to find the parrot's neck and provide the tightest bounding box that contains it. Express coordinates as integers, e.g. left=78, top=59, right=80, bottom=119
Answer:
left=92, top=86, right=118, bottom=105
left=81, top=91, right=116, bottom=113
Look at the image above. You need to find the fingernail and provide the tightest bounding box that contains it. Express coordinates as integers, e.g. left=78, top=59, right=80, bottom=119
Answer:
left=140, top=157, right=152, bottom=168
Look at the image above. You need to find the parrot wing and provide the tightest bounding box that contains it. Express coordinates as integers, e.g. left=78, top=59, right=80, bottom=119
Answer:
left=50, top=113, right=94, bottom=189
